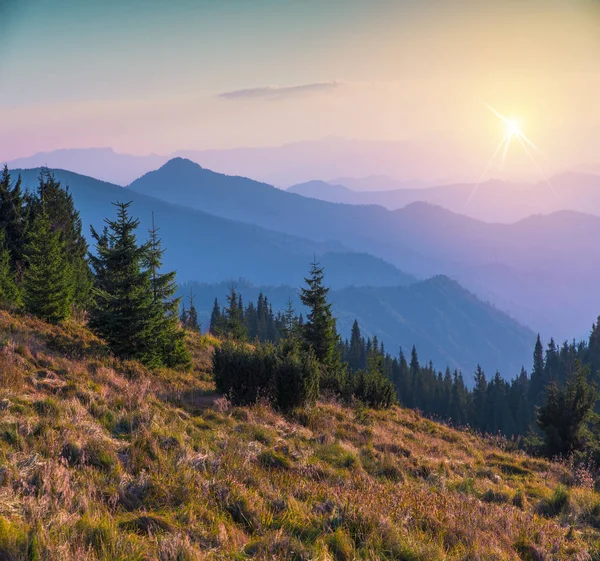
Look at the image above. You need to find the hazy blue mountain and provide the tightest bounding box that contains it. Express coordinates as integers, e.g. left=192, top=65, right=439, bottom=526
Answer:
left=7, top=137, right=466, bottom=188
left=179, top=276, right=535, bottom=381
left=11, top=167, right=414, bottom=289
left=288, top=173, right=600, bottom=223
left=128, top=158, right=600, bottom=340
left=287, top=180, right=354, bottom=199
left=324, top=175, right=431, bottom=191
left=8, top=148, right=168, bottom=186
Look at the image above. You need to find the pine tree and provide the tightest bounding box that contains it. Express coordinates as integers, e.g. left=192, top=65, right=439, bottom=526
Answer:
left=348, top=320, right=363, bottom=372
left=23, top=210, right=73, bottom=323
left=210, top=298, right=224, bottom=336
left=0, top=231, right=20, bottom=307
left=30, top=170, right=91, bottom=311
left=145, top=215, right=190, bottom=368
left=0, top=165, right=27, bottom=273
left=300, top=259, right=343, bottom=390
left=89, top=202, right=156, bottom=363
left=224, top=285, right=246, bottom=340
left=472, top=365, right=488, bottom=431
left=537, top=364, right=598, bottom=457
left=184, top=288, right=200, bottom=332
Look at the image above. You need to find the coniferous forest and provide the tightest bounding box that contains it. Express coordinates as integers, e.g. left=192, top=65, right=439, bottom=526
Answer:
left=2, top=164, right=600, bottom=464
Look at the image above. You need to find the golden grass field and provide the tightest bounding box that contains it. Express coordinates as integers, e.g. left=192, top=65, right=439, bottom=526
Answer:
left=0, top=309, right=598, bottom=560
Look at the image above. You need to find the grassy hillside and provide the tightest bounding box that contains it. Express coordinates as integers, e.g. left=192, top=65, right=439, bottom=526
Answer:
left=0, top=310, right=598, bottom=560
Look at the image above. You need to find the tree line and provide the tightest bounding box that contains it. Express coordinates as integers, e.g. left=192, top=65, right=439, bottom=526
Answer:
left=211, top=260, right=396, bottom=411
left=0, top=166, right=189, bottom=368
left=208, top=278, right=600, bottom=460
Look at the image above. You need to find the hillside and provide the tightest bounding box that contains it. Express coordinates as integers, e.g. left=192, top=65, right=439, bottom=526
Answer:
left=179, top=277, right=534, bottom=380
left=0, top=309, right=598, bottom=560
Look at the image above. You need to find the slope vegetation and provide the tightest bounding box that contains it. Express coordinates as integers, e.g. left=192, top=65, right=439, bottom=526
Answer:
left=0, top=310, right=597, bottom=560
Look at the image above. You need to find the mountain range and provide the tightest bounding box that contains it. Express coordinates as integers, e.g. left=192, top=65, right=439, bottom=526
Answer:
left=7, top=138, right=469, bottom=187
left=289, top=173, right=600, bottom=223
left=127, top=158, right=600, bottom=341
left=8, top=164, right=536, bottom=378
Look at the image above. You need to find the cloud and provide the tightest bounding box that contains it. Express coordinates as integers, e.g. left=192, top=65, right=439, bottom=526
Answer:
left=218, top=81, right=341, bottom=100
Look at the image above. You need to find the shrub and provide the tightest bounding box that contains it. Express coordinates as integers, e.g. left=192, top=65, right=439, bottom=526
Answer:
left=213, top=341, right=276, bottom=405
left=350, top=369, right=396, bottom=409
left=274, top=346, right=320, bottom=411
left=213, top=340, right=320, bottom=410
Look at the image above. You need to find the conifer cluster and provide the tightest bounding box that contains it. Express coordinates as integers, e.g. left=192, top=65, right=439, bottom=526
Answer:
left=0, top=167, right=190, bottom=369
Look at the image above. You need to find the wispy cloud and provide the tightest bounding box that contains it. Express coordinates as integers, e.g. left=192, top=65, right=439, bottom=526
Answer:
left=218, top=82, right=341, bottom=100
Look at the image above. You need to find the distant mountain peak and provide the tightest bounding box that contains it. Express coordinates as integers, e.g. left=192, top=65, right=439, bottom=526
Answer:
left=159, top=157, right=204, bottom=171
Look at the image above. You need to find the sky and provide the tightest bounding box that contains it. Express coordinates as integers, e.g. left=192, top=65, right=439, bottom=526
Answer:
left=1, top=0, right=599, bottom=179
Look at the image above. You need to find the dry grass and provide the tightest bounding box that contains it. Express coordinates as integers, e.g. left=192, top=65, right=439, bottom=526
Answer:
left=0, top=309, right=599, bottom=560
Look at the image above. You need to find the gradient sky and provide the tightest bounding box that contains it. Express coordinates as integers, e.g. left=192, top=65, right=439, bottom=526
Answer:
left=1, top=0, right=599, bottom=178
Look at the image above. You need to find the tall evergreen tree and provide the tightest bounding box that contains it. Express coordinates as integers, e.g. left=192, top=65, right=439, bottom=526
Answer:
left=145, top=216, right=190, bottom=368
left=224, top=285, right=247, bottom=340
left=209, top=298, right=224, bottom=336
left=0, top=231, right=20, bottom=307
left=0, top=166, right=27, bottom=274
left=537, top=364, right=598, bottom=458
left=23, top=210, right=73, bottom=323
left=30, top=170, right=91, bottom=311
left=300, top=258, right=343, bottom=389
left=89, top=202, right=156, bottom=363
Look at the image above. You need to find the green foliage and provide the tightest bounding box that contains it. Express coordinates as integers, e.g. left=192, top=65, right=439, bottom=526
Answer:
left=145, top=216, right=190, bottom=368
left=23, top=210, right=73, bottom=323
left=89, top=202, right=189, bottom=368
left=213, top=341, right=276, bottom=405
left=537, top=364, right=598, bottom=458
left=274, top=343, right=320, bottom=411
left=30, top=170, right=92, bottom=311
left=213, top=339, right=320, bottom=410
left=300, top=258, right=343, bottom=390
left=350, top=346, right=396, bottom=409
left=89, top=202, right=156, bottom=364
left=0, top=231, right=21, bottom=307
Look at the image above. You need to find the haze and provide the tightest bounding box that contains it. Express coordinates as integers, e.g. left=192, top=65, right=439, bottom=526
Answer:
left=1, top=0, right=599, bottom=183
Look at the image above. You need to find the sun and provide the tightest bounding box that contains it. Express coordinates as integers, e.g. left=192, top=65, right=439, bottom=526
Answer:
left=465, top=102, right=557, bottom=207
left=506, top=119, right=522, bottom=138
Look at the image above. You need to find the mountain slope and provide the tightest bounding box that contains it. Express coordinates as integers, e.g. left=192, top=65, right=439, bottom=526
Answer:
left=0, top=309, right=595, bottom=560
left=289, top=173, right=600, bottom=223
left=179, top=276, right=534, bottom=379
left=128, top=158, right=600, bottom=340
left=12, top=167, right=414, bottom=289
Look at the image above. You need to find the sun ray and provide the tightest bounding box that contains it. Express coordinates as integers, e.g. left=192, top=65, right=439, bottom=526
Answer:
left=465, top=133, right=508, bottom=207
left=470, top=101, right=555, bottom=203
left=516, top=136, right=559, bottom=200
left=500, top=133, right=512, bottom=168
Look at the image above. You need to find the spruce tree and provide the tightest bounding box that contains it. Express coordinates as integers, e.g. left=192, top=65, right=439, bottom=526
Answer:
left=537, top=364, right=597, bottom=457
left=89, top=202, right=156, bottom=363
left=0, top=166, right=27, bottom=273
left=0, top=231, right=20, bottom=307
left=23, top=210, right=73, bottom=323
left=300, top=258, right=343, bottom=390
left=224, top=285, right=246, bottom=340
left=184, top=288, right=200, bottom=332
left=30, top=170, right=91, bottom=311
left=145, top=216, right=190, bottom=368
left=209, top=298, right=224, bottom=336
